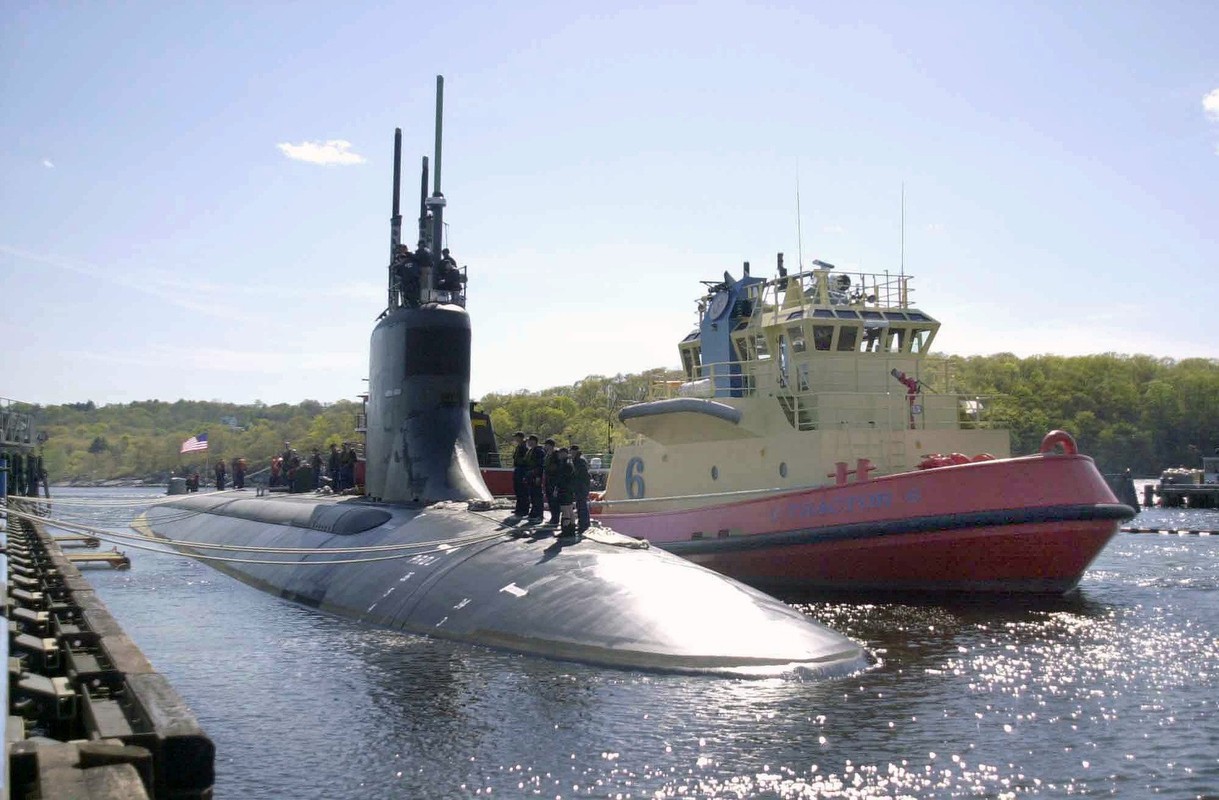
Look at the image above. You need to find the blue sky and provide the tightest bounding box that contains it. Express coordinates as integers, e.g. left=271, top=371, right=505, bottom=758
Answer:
left=2, top=1, right=1216, bottom=407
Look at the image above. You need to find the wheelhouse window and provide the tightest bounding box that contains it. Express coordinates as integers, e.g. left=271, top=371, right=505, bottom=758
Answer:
left=777, top=334, right=790, bottom=387
left=680, top=344, right=703, bottom=379
left=812, top=325, right=834, bottom=351
left=754, top=332, right=771, bottom=360
left=837, top=325, right=860, bottom=352
left=863, top=324, right=885, bottom=352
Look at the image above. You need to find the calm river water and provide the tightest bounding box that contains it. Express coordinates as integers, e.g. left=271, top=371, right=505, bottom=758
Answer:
left=43, top=488, right=1219, bottom=798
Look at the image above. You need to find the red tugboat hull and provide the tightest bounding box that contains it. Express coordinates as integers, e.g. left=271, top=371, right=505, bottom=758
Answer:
left=480, top=467, right=515, bottom=497
left=593, top=453, right=1134, bottom=598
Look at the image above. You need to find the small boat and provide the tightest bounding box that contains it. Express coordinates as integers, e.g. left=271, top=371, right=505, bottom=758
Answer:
left=592, top=256, right=1135, bottom=597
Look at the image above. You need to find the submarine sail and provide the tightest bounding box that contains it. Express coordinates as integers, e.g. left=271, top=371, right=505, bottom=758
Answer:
left=136, top=76, right=869, bottom=677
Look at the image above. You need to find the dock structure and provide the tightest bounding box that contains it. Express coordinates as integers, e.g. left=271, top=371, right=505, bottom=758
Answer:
left=62, top=550, right=131, bottom=570
left=3, top=513, right=213, bottom=800
left=1144, top=455, right=1219, bottom=509
left=1146, top=483, right=1219, bottom=510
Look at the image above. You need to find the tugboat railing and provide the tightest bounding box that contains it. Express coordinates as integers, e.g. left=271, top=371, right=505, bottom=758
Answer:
left=650, top=359, right=1002, bottom=431
left=749, top=268, right=913, bottom=314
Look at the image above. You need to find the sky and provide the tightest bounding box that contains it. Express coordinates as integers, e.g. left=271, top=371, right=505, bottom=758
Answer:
left=2, top=1, right=1216, bottom=408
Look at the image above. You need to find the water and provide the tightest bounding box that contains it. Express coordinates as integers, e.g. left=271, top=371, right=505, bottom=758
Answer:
left=37, top=489, right=1219, bottom=798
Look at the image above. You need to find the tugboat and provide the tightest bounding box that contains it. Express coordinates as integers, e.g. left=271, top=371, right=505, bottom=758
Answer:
left=134, top=79, right=868, bottom=676
left=592, top=256, right=1136, bottom=597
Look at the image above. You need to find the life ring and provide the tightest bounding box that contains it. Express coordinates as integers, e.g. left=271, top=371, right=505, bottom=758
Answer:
left=1039, top=430, right=1077, bottom=455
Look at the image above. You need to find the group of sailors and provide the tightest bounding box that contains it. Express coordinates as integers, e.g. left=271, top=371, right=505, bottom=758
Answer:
left=180, top=458, right=247, bottom=492
left=269, top=441, right=358, bottom=493
left=510, top=433, right=591, bottom=537
left=211, top=457, right=247, bottom=491
left=392, top=244, right=467, bottom=308
left=179, top=441, right=359, bottom=494
left=2, top=451, right=45, bottom=498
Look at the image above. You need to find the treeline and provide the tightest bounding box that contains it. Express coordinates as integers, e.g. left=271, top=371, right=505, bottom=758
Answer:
left=937, top=353, right=1217, bottom=473
left=19, top=398, right=364, bottom=483
left=12, top=354, right=1218, bottom=482
left=477, top=368, right=684, bottom=459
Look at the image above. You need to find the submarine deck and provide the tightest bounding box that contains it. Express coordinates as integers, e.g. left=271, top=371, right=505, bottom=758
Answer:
left=137, top=491, right=870, bottom=677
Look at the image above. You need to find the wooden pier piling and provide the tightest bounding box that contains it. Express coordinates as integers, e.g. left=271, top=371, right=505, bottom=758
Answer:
left=4, top=512, right=213, bottom=799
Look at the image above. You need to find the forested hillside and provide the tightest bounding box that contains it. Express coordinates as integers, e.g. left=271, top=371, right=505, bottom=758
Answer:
left=23, top=399, right=364, bottom=483
left=943, top=354, right=1217, bottom=473
left=10, top=353, right=1217, bottom=483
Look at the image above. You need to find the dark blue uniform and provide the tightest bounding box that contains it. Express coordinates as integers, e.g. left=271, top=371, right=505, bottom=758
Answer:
left=543, top=449, right=560, bottom=524
left=554, top=456, right=577, bottom=536
left=571, top=452, right=591, bottom=532
left=511, top=441, right=529, bottom=516
left=525, top=444, right=547, bottom=520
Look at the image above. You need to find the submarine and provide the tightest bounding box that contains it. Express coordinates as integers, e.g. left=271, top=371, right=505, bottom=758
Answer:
left=135, top=76, right=868, bottom=677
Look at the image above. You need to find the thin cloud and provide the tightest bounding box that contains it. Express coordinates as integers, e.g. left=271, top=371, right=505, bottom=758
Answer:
left=276, top=139, right=366, bottom=166
left=0, top=245, right=256, bottom=323
left=1, top=244, right=383, bottom=320
left=821, top=224, right=846, bottom=235
left=70, top=345, right=362, bottom=373
left=1204, top=88, right=1219, bottom=122
left=925, top=223, right=945, bottom=234
left=42, top=159, right=54, bottom=168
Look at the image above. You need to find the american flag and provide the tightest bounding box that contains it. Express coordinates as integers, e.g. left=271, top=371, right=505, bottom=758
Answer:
left=180, top=433, right=209, bottom=453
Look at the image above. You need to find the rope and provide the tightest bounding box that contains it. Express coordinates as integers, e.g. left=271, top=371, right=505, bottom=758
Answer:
left=9, top=491, right=240, bottom=508
left=10, top=492, right=507, bottom=550
left=4, top=505, right=506, bottom=566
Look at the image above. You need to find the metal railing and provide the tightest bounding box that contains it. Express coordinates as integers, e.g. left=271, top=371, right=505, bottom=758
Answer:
left=645, top=358, right=1002, bottom=431
left=1, top=397, right=36, bottom=449
left=757, top=267, right=914, bottom=312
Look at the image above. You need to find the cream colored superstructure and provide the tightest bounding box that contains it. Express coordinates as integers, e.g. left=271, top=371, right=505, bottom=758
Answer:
left=603, top=265, right=1010, bottom=511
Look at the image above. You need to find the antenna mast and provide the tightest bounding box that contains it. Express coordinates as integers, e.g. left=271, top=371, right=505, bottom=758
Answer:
left=389, top=128, right=402, bottom=309
left=796, top=168, right=804, bottom=271
left=430, top=75, right=446, bottom=254
left=900, top=182, right=906, bottom=278
left=421, top=75, right=446, bottom=296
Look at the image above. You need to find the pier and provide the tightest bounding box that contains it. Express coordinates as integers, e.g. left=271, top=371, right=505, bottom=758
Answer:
left=3, top=399, right=213, bottom=799
left=1143, top=455, right=1219, bottom=509
left=1144, top=483, right=1219, bottom=510
left=3, top=513, right=213, bottom=799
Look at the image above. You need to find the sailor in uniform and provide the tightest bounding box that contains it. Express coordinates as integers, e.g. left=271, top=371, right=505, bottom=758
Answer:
left=570, top=444, right=591, bottom=534
left=510, top=431, right=529, bottom=517
left=525, top=435, right=546, bottom=522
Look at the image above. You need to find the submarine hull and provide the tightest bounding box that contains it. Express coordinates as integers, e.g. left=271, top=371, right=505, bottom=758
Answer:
left=137, top=492, right=869, bottom=676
